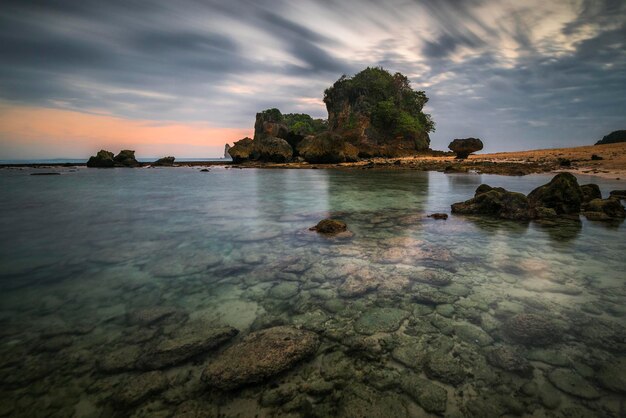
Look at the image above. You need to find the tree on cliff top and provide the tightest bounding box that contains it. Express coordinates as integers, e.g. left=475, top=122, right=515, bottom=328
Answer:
left=323, top=67, right=435, bottom=143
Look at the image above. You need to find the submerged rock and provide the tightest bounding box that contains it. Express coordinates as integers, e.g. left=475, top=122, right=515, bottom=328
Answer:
left=547, top=369, right=600, bottom=399
left=448, top=137, right=483, bottom=159
left=400, top=373, right=447, bottom=414
left=485, top=346, right=532, bottom=376
left=140, top=324, right=238, bottom=369
left=503, top=313, right=563, bottom=346
left=353, top=307, right=409, bottom=335
left=337, top=385, right=408, bottom=418
left=127, top=307, right=178, bottom=326
left=424, top=350, right=467, bottom=386
left=451, top=184, right=532, bottom=220
left=597, top=357, right=626, bottom=393
left=527, top=172, right=583, bottom=215
left=99, top=345, right=142, bottom=372
left=111, top=371, right=169, bottom=406
left=309, top=219, right=347, bottom=234
left=201, top=326, right=319, bottom=390
left=427, top=213, right=448, bottom=220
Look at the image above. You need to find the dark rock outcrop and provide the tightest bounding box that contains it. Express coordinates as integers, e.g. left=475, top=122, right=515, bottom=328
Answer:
left=254, top=136, right=293, bottom=163
left=580, top=184, right=602, bottom=203
left=595, top=130, right=626, bottom=145
left=582, top=198, right=626, bottom=221
left=527, top=173, right=583, bottom=215
left=309, top=219, right=347, bottom=234
left=297, top=133, right=359, bottom=164
left=201, top=326, right=319, bottom=390
left=153, top=156, right=175, bottom=166
left=451, top=184, right=533, bottom=220
left=87, top=150, right=115, bottom=167
left=224, top=144, right=231, bottom=159
left=448, top=138, right=483, bottom=159
left=228, top=137, right=255, bottom=163
left=113, top=150, right=140, bottom=167
left=427, top=213, right=448, bottom=220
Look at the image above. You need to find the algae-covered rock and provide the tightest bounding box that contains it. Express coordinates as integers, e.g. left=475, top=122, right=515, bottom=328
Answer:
left=399, top=373, right=447, bottom=414
left=580, top=184, right=601, bottom=203
left=254, top=136, right=293, bottom=163
left=547, top=369, right=600, bottom=399
left=309, top=219, right=347, bottom=234
left=448, top=137, right=483, bottom=159
left=610, top=189, right=626, bottom=199
left=453, top=322, right=493, bottom=347
left=583, top=198, right=626, bottom=220
left=201, top=326, right=319, bottom=390
left=424, top=350, right=467, bottom=386
left=127, top=307, right=179, bottom=326
left=140, top=324, right=238, bottom=369
left=503, top=313, right=563, bottom=346
left=451, top=185, right=533, bottom=220
left=353, top=307, right=409, bottom=335
left=527, top=172, right=583, bottom=215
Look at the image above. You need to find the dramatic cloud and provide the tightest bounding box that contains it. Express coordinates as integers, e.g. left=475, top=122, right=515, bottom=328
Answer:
left=0, top=0, right=624, bottom=157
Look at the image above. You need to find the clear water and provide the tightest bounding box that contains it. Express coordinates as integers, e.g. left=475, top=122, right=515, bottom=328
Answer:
left=0, top=167, right=625, bottom=417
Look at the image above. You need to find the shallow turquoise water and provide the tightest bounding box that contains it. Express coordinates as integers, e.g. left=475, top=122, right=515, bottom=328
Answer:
left=0, top=167, right=625, bottom=417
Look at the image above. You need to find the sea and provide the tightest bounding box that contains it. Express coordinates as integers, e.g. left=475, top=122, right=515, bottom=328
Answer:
left=0, top=166, right=624, bottom=417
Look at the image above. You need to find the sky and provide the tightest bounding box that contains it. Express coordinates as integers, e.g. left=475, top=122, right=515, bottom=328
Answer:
left=0, top=0, right=625, bottom=159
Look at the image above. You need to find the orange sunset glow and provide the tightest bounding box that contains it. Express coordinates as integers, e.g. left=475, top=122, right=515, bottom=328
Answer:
left=0, top=104, right=251, bottom=159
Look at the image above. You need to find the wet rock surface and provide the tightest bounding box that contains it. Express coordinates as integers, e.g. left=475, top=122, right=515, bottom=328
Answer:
left=547, top=369, right=600, bottom=399
left=451, top=184, right=533, bottom=220
left=354, top=307, right=409, bottom=335
left=201, top=326, right=319, bottom=390
left=309, top=219, right=347, bottom=234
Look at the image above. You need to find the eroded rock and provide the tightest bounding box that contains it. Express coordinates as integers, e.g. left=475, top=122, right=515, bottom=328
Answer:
left=503, top=313, right=563, bottom=346
left=448, top=137, right=483, bottom=159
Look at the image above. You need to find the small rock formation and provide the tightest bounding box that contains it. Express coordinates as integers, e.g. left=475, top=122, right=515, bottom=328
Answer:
left=254, top=136, right=293, bottom=163
left=448, top=138, right=483, bottom=159
left=309, top=219, right=347, bottom=234
left=580, top=184, right=602, bottom=203
left=87, top=150, right=115, bottom=167
left=527, top=173, right=583, bottom=215
left=201, top=326, right=319, bottom=390
left=427, top=213, right=448, bottom=220
left=224, top=144, right=231, bottom=159
left=30, top=172, right=60, bottom=176
left=582, top=198, right=626, bottom=221
left=87, top=149, right=140, bottom=167
left=153, top=156, right=175, bottom=166
left=503, top=313, right=562, bottom=346
left=451, top=185, right=533, bottom=220
left=485, top=346, right=532, bottom=376
left=610, top=190, right=626, bottom=199
left=111, top=371, right=169, bottom=406
left=297, top=133, right=359, bottom=164
left=452, top=173, right=626, bottom=221
left=595, top=129, right=626, bottom=145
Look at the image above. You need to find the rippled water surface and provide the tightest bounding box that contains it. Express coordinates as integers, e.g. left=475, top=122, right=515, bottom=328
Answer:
left=1, top=167, right=625, bottom=417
